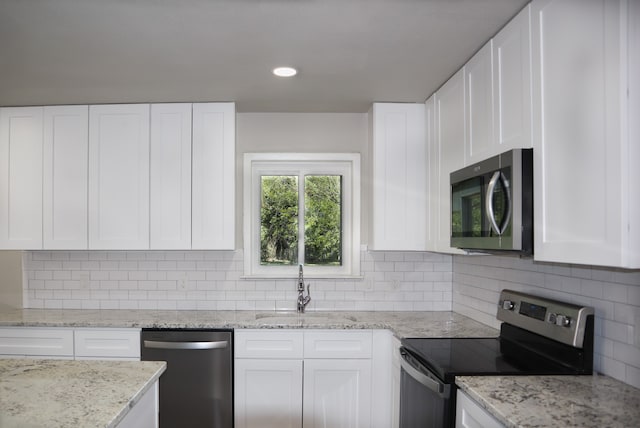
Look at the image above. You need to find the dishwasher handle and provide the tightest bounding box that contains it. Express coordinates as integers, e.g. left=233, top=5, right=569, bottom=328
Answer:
left=143, top=340, right=229, bottom=350
left=400, top=347, right=451, bottom=399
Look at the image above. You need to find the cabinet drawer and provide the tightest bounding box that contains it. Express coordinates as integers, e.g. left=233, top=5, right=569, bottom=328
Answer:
left=74, top=328, right=141, bottom=359
left=0, top=327, right=74, bottom=357
left=235, top=330, right=304, bottom=359
left=304, top=330, right=372, bottom=359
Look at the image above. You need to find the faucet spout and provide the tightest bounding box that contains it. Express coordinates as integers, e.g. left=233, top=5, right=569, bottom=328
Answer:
left=296, top=265, right=311, bottom=313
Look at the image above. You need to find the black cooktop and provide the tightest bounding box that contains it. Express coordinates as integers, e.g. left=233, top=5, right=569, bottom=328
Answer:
left=401, top=336, right=581, bottom=383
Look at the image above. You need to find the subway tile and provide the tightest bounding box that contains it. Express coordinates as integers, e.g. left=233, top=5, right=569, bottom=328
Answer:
left=99, top=261, right=119, bottom=270
left=129, top=271, right=148, bottom=281
left=147, top=271, right=167, bottom=281
left=20, top=250, right=640, bottom=390
left=394, top=262, right=414, bottom=271
left=138, top=300, right=159, bottom=310
left=109, top=271, right=128, bottom=281
left=119, top=300, right=139, bottom=310
left=157, top=300, right=178, bottom=310
left=626, top=365, right=640, bottom=390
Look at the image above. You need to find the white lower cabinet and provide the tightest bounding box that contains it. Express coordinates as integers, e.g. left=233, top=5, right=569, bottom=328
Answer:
left=235, top=359, right=303, bottom=428
left=456, top=389, right=503, bottom=428
left=116, top=380, right=159, bottom=428
left=0, top=327, right=74, bottom=359
left=235, top=329, right=384, bottom=428
left=74, top=328, right=141, bottom=360
left=0, top=327, right=140, bottom=360
left=303, top=358, right=371, bottom=428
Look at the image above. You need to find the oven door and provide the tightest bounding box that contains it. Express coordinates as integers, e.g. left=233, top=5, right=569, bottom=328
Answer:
left=399, top=347, right=454, bottom=428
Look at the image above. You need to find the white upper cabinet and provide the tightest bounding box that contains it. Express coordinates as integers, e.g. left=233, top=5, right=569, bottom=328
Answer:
left=369, top=103, right=427, bottom=251
left=492, top=4, right=532, bottom=152
left=0, top=107, right=43, bottom=249
left=43, top=105, right=89, bottom=249
left=432, top=70, right=466, bottom=254
left=425, top=95, right=437, bottom=252
left=192, top=102, right=236, bottom=250
left=464, top=40, right=495, bottom=164
left=531, top=0, right=639, bottom=268
left=88, top=104, right=150, bottom=250
left=465, top=3, right=532, bottom=165
left=150, top=103, right=192, bottom=250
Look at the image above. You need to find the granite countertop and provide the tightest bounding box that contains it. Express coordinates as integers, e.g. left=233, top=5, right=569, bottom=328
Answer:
left=456, top=374, right=640, bottom=428
left=0, top=358, right=166, bottom=428
left=0, top=307, right=500, bottom=338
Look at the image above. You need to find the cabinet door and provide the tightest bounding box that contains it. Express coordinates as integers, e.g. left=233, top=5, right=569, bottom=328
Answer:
left=43, top=105, right=89, bottom=249
left=88, top=104, right=150, bottom=249
left=425, top=95, right=437, bottom=252
left=433, top=70, right=466, bottom=254
left=0, top=107, right=43, bottom=249
left=303, top=359, right=372, bottom=428
left=235, top=359, right=303, bottom=428
left=465, top=41, right=494, bottom=164
left=192, top=102, right=235, bottom=250
left=455, top=390, right=503, bottom=428
left=492, top=4, right=532, bottom=152
left=369, top=103, right=427, bottom=251
left=531, top=0, right=630, bottom=266
left=74, top=328, right=141, bottom=360
left=117, top=381, right=159, bottom=428
left=0, top=327, right=74, bottom=357
left=150, top=103, right=192, bottom=250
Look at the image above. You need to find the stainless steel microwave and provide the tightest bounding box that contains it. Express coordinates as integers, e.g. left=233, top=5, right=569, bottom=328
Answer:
left=450, top=148, right=533, bottom=254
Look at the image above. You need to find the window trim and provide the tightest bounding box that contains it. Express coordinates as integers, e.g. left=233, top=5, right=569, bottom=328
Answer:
left=243, top=153, right=361, bottom=278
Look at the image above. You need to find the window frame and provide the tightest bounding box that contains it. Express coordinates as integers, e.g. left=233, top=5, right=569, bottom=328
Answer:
left=243, top=153, right=361, bottom=278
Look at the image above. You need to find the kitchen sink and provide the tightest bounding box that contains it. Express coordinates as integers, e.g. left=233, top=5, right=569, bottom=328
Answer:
left=254, top=312, right=358, bottom=325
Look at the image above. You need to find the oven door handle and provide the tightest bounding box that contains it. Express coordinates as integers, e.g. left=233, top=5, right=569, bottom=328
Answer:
left=400, top=349, right=450, bottom=398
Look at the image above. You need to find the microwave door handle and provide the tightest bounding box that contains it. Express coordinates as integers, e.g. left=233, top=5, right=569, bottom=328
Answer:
left=485, top=171, right=513, bottom=236
left=399, top=350, right=450, bottom=398
left=486, top=171, right=502, bottom=235
left=501, top=172, right=512, bottom=235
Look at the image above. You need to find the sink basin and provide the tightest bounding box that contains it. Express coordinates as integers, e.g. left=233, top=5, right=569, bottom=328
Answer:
left=254, top=312, right=357, bottom=325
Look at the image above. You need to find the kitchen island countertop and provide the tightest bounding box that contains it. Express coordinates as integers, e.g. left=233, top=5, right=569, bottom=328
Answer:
left=0, top=358, right=166, bottom=428
left=456, top=374, right=640, bottom=428
left=0, top=307, right=500, bottom=338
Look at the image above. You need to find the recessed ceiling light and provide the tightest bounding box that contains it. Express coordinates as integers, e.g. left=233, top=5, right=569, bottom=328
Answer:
left=273, top=67, right=297, bottom=77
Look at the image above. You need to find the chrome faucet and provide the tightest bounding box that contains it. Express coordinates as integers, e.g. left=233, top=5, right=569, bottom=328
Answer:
left=297, top=265, right=311, bottom=313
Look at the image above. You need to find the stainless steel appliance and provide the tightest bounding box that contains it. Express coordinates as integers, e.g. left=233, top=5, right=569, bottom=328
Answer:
left=141, top=329, right=233, bottom=427
left=450, top=148, right=533, bottom=253
left=399, top=290, right=594, bottom=427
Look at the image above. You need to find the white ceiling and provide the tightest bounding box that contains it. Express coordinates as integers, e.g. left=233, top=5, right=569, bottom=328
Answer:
left=0, top=0, right=529, bottom=112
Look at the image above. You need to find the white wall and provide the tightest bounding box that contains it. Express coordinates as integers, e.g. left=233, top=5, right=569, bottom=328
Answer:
left=453, top=254, right=640, bottom=389
left=0, top=251, right=23, bottom=308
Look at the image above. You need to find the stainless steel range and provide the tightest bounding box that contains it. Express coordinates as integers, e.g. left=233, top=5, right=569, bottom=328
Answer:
left=399, top=289, right=595, bottom=428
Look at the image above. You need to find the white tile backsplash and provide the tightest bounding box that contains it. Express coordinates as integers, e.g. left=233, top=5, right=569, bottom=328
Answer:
left=453, top=254, right=640, bottom=389
left=21, top=249, right=640, bottom=389
left=23, top=250, right=453, bottom=312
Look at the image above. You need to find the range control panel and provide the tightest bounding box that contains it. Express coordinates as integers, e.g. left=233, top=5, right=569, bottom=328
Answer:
left=497, top=289, right=594, bottom=348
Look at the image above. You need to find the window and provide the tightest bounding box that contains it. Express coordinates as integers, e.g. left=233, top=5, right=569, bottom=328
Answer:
left=244, top=153, right=361, bottom=278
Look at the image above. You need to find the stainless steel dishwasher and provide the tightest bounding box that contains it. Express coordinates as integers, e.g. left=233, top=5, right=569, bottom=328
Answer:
left=141, top=329, right=233, bottom=427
